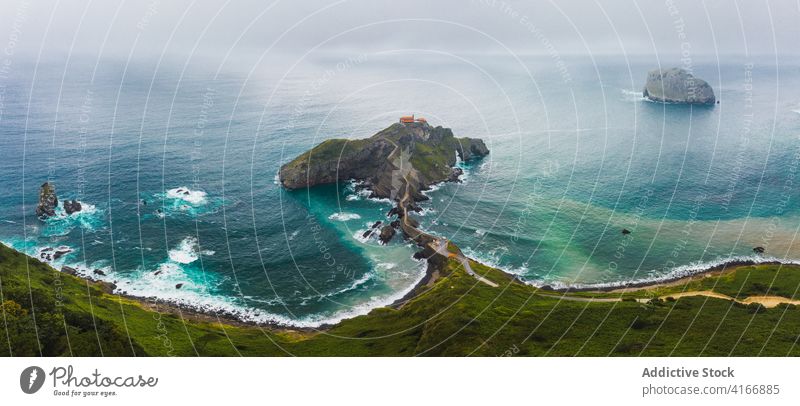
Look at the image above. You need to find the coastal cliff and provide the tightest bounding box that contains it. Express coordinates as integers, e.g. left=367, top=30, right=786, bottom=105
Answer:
left=643, top=67, right=715, bottom=104
left=279, top=121, right=488, bottom=201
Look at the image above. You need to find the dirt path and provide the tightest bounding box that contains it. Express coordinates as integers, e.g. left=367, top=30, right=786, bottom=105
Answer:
left=385, top=137, right=497, bottom=288
left=666, top=291, right=800, bottom=308
left=534, top=290, right=800, bottom=308
left=433, top=239, right=498, bottom=287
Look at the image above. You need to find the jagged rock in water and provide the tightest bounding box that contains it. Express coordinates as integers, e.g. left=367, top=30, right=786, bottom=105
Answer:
left=175, top=283, right=184, bottom=289
left=388, top=206, right=402, bottom=218
left=63, top=199, right=82, bottom=215
left=378, top=225, right=396, bottom=245
left=643, top=68, right=715, bottom=104
left=93, top=269, right=106, bottom=276
left=621, top=228, right=631, bottom=235
left=448, top=167, right=464, bottom=183
left=52, top=248, right=71, bottom=260
left=36, top=182, right=58, bottom=219
left=753, top=246, right=765, bottom=254
left=279, top=121, right=488, bottom=201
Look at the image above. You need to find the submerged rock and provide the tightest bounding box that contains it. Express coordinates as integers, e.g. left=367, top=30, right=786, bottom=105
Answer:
left=448, top=167, right=464, bottom=183
left=621, top=228, right=631, bottom=235
left=63, top=200, right=82, bottom=215
left=753, top=246, right=765, bottom=254
left=378, top=225, right=396, bottom=245
left=52, top=248, right=71, bottom=260
left=643, top=68, right=715, bottom=104
left=35, top=182, right=58, bottom=219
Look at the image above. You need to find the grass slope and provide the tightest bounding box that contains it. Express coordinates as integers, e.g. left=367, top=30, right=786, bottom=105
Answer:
left=2, top=243, right=800, bottom=356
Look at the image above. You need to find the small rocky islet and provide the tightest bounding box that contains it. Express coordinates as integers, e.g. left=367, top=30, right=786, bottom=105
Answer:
left=34, top=181, right=83, bottom=219
left=642, top=67, right=716, bottom=105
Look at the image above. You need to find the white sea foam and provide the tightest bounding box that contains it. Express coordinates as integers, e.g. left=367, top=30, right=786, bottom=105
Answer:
left=41, top=200, right=104, bottom=237
left=101, top=255, right=427, bottom=328
left=461, top=246, right=528, bottom=276
left=302, top=271, right=375, bottom=302
left=353, top=228, right=374, bottom=244
left=168, top=236, right=200, bottom=264
left=621, top=88, right=646, bottom=102
left=328, top=212, right=361, bottom=221
left=166, top=187, right=207, bottom=205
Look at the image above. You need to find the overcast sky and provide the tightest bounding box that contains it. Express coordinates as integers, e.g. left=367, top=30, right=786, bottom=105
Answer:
left=2, top=0, right=798, bottom=61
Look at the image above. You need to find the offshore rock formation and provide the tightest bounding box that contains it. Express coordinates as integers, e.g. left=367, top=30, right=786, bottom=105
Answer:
left=279, top=121, right=488, bottom=201
left=35, top=182, right=58, bottom=219
left=63, top=200, right=82, bottom=215
left=643, top=67, right=715, bottom=105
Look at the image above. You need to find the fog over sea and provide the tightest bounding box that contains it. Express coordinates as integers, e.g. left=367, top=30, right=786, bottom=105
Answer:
left=2, top=53, right=800, bottom=326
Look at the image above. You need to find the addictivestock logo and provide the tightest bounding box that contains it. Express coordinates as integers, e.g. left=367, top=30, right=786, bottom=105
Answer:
left=17, top=364, right=159, bottom=398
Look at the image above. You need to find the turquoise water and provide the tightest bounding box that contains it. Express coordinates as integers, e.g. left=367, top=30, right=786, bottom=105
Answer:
left=1, top=54, right=799, bottom=325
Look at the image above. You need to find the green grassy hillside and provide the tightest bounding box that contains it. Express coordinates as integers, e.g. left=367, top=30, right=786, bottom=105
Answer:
left=2, top=243, right=799, bottom=356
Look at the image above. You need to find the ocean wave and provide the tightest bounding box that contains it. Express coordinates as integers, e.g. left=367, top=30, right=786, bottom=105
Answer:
left=461, top=246, right=529, bottom=276
left=41, top=200, right=104, bottom=237
left=328, top=212, right=361, bottom=221
left=300, top=271, right=375, bottom=303
left=4, top=229, right=425, bottom=328
left=109, top=254, right=426, bottom=328
left=166, top=187, right=208, bottom=205
left=621, top=88, right=646, bottom=102
left=2, top=238, right=76, bottom=266
left=168, top=237, right=201, bottom=264
left=343, top=179, right=392, bottom=205
left=353, top=228, right=375, bottom=244
left=151, top=186, right=225, bottom=217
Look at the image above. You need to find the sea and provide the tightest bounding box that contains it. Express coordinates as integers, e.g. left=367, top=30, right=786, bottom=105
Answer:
left=2, top=52, right=799, bottom=327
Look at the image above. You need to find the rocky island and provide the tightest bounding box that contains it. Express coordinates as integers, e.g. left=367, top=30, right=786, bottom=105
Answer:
left=280, top=120, right=488, bottom=199
left=280, top=118, right=491, bottom=295
left=643, top=67, right=715, bottom=104
left=34, top=181, right=82, bottom=219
